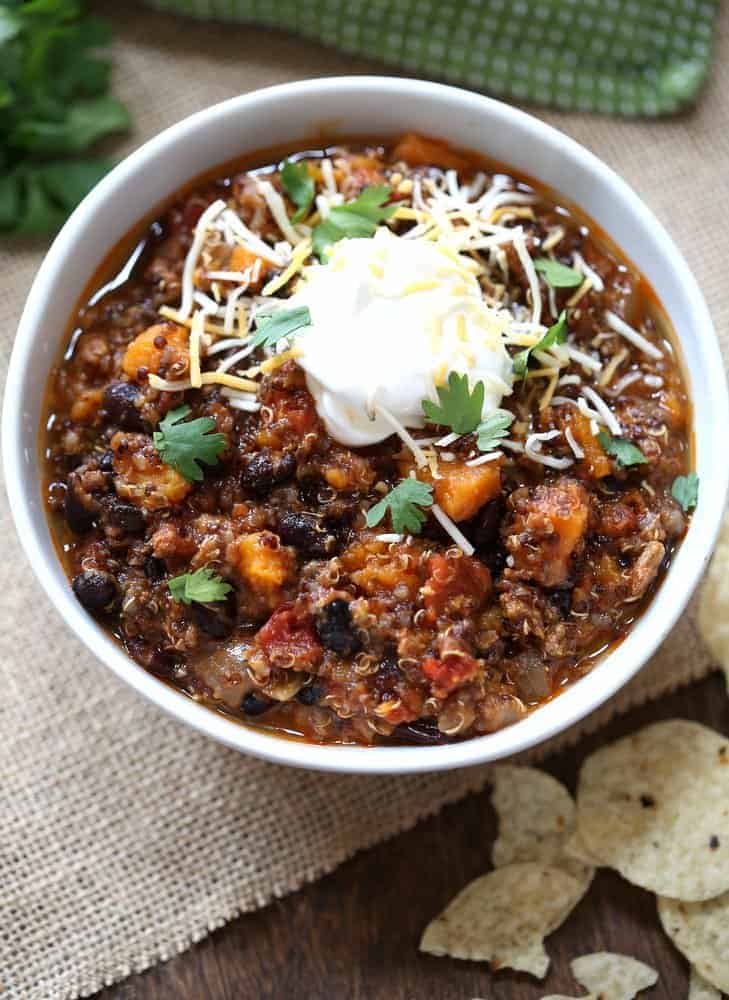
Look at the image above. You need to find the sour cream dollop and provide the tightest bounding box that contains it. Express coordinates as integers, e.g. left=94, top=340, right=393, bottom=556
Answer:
left=289, top=228, right=514, bottom=447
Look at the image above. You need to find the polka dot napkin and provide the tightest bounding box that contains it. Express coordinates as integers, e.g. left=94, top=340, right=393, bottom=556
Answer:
left=147, top=0, right=719, bottom=116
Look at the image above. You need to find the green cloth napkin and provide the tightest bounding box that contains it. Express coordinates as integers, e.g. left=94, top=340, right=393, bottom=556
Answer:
left=147, top=0, right=718, bottom=116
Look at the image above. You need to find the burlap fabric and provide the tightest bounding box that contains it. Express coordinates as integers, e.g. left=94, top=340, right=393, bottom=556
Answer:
left=1, top=4, right=727, bottom=998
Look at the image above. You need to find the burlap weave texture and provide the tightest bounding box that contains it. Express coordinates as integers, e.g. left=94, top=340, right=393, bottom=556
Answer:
left=1, top=5, right=727, bottom=997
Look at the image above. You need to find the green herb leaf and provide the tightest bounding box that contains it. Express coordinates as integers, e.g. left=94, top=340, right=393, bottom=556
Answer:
left=534, top=257, right=583, bottom=288
left=422, top=372, right=485, bottom=435
left=365, top=479, right=434, bottom=535
left=153, top=405, right=226, bottom=482
left=249, top=305, right=311, bottom=351
left=476, top=409, right=514, bottom=452
left=169, top=567, right=233, bottom=605
left=281, top=159, right=315, bottom=224
left=312, top=185, right=396, bottom=260
left=512, top=310, right=568, bottom=379
left=597, top=431, right=648, bottom=468
left=671, top=472, right=699, bottom=511
left=0, top=3, right=130, bottom=234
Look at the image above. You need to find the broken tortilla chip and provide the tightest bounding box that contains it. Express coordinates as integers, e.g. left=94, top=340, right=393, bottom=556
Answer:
left=490, top=765, right=594, bottom=893
left=698, top=512, right=729, bottom=687
left=420, top=862, right=584, bottom=979
left=575, top=720, right=729, bottom=900
left=658, top=892, right=729, bottom=993
left=689, top=966, right=722, bottom=1000
left=571, top=952, right=658, bottom=999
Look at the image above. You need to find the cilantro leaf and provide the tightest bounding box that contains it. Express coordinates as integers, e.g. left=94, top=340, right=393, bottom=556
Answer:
left=512, top=310, right=568, bottom=379
left=476, top=409, right=514, bottom=452
left=671, top=472, right=699, bottom=511
left=0, top=2, right=130, bottom=235
left=365, top=479, right=434, bottom=535
left=169, top=567, right=233, bottom=605
left=280, top=159, right=315, bottom=224
left=312, top=185, right=396, bottom=260
left=249, top=305, right=311, bottom=351
left=422, top=372, right=485, bottom=435
left=153, top=405, right=226, bottom=482
left=597, top=431, right=648, bottom=468
left=534, top=257, right=583, bottom=288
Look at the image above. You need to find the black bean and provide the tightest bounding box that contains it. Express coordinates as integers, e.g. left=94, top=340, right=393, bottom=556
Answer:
left=190, top=596, right=236, bottom=639
left=391, top=719, right=446, bottom=745
left=277, top=512, right=338, bottom=559
left=315, top=599, right=361, bottom=656
left=106, top=500, right=145, bottom=534
left=64, top=480, right=96, bottom=533
left=550, top=588, right=573, bottom=617
left=240, top=451, right=296, bottom=496
left=98, top=450, right=115, bottom=472
left=144, top=555, right=166, bottom=581
left=102, top=381, right=148, bottom=431
left=470, top=499, right=502, bottom=552
left=241, top=691, right=273, bottom=716
left=72, top=570, right=118, bottom=611
left=296, top=683, right=323, bottom=706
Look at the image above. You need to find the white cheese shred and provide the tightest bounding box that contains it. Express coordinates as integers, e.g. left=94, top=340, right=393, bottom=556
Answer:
left=178, top=198, right=226, bottom=319
left=525, top=430, right=574, bottom=470
left=256, top=178, right=303, bottom=246
left=431, top=503, right=475, bottom=556
left=513, top=233, right=542, bottom=328
left=565, top=426, right=584, bottom=459
left=189, top=311, right=204, bottom=388
left=581, top=385, right=621, bottom=436
left=605, top=310, right=663, bottom=359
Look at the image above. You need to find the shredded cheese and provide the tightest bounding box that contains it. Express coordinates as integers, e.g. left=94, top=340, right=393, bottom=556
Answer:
left=259, top=347, right=304, bottom=374
left=572, top=250, right=604, bottom=292
left=605, top=310, right=662, bottom=359
left=598, top=347, right=629, bottom=388
left=261, top=238, right=312, bottom=297
left=565, top=426, right=584, bottom=459
left=566, top=276, right=593, bottom=308
left=375, top=405, right=428, bottom=468
left=178, top=199, right=226, bottom=319
left=525, top=430, right=573, bottom=470
left=581, top=385, right=621, bottom=435
left=466, top=451, right=501, bottom=466
left=255, top=178, right=303, bottom=245
left=200, top=371, right=260, bottom=392
left=513, top=232, right=542, bottom=327
left=431, top=503, right=475, bottom=556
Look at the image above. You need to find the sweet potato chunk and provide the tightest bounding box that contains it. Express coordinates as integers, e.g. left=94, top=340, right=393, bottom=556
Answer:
left=233, top=531, right=296, bottom=593
left=421, top=551, right=491, bottom=622
left=122, top=323, right=189, bottom=382
left=390, top=132, right=472, bottom=172
left=430, top=461, right=501, bottom=522
left=226, top=245, right=270, bottom=292
left=566, top=410, right=611, bottom=479
left=504, top=479, right=589, bottom=588
left=111, top=432, right=192, bottom=510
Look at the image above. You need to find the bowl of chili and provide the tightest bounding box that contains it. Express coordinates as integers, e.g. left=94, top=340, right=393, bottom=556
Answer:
left=4, top=77, right=727, bottom=773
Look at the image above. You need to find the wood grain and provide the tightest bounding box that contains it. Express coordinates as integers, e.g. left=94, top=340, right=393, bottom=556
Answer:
left=99, top=672, right=728, bottom=1000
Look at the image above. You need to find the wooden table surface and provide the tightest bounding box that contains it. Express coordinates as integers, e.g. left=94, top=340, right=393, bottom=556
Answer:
left=98, top=673, right=728, bottom=1000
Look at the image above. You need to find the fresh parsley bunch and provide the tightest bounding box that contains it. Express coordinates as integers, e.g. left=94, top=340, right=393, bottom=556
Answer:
left=0, top=0, right=131, bottom=235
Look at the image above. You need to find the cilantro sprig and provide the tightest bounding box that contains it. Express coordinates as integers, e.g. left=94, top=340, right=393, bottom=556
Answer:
left=512, top=310, right=568, bottom=379
left=366, top=479, right=434, bottom=535
left=422, top=372, right=485, bottom=435
left=312, top=185, right=396, bottom=260
left=169, top=567, right=232, bottom=605
left=0, top=1, right=131, bottom=235
left=153, top=405, right=226, bottom=482
left=597, top=431, right=647, bottom=468
left=671, top=472, right=699, bottom=511
left=249, top=305, right=311, bottom=351
left=476, top=409, right=514, bottom=452
left=280, top=159, right=315, bottom=224
left=534, top=258, right=583, bottom=288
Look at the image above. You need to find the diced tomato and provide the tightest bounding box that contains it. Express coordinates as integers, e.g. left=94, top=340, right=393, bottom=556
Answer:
left=421, top=653, right=480, bottom=698
left=256, top=603, right=322, bottom=668
left=422, top=552, right=491, bottom=622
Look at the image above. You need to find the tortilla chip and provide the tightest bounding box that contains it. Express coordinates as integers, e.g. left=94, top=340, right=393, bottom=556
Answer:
left=563, top=829, right=602, bottom=868
left=571, top=952, right=658, bottom=999
left=420, top=862, right=584, bottom=979
left=491, top=766, right=594, bottom=892
left=575, top=719, right=729, bottom=900
left=689, top=967, right=722, bottom=1000
left=658, top=892, right=729, bottom=992
left=698, top=512, right=729, bottom=687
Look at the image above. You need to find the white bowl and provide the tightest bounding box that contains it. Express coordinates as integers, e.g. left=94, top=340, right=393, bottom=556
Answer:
left=4, top=77, right=727, bottom=774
